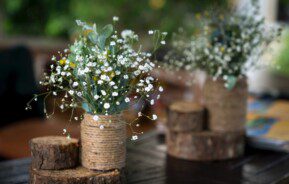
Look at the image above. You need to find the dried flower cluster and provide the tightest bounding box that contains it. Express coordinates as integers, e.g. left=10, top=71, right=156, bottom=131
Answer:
left=27, top=18, right=166, bottom=131
left=165, top=1, right=281, bottom=89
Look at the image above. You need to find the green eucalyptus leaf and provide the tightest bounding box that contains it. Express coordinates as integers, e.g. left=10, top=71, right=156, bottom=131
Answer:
left=97, top=35, right=107, bottom=50
left=100, top=24, right=113, bottom=38
left=226, top=75, right=237, bottom=90
left=88, top=32, right=98, bottom=44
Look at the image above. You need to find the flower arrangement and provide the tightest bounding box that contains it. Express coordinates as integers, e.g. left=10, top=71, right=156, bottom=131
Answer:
left=165, top=1, right=281, bottom=89
left=27, top=17, right=166, bottom=137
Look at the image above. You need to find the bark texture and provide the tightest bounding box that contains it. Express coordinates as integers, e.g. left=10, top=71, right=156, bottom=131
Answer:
left=30, top=136, right=79, bottom=170
left=29, top=167, right=125, bottom=184
left=166, top=131, right=244, bottom=161
left=167, top=101, right=204, bottom=132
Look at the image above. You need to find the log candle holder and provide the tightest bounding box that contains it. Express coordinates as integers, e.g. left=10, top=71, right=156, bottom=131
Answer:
left=166, top=101, right=205, bottom=160
left=29, top=136, right=124, bottom=184
left=30, top=167, right=124, bottom=184
left=30, top=136, right=79, bottom=170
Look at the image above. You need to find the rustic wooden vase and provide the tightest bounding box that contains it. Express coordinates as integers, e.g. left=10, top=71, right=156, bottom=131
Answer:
left=81, top=114, right=126, bottom=171
left=204, top=77, right=248, bottom=132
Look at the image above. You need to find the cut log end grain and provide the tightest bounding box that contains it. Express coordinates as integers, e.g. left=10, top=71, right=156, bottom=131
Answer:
left=166, top=131, right=245, bottom=161
left=30, top=136, right=79, bottom=170
left=167, top=101, right=204, bottom=132
left=29, top=167, right=125, bottom=184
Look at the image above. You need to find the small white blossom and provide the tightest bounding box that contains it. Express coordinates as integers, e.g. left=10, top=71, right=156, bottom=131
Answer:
left=112, top=92, right=118, bottom=96
left=104, top=103, right=110, bottom=109
left=131, top=135, right=138, bottom=141
left=68, top=90, right=74, bottom=95
left=94, top=95, right=99, bottom=100
left=72, top=82, right=79, bottom=87
left=125, top=97, right=130, bottom=103
left=93, top=115, right=99, bottom=121
left=101, top=90, right=107, bottom=96
left=113, top=16, right=119, bottom=22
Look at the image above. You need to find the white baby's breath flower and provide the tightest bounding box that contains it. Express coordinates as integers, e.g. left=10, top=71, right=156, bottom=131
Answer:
left=104, top=103, right=110, bottom=109
left=113, top=16, right=119, bottom=22
left=94, top=95, right=99, bottom=100
left=110, top=41, right=116, bottom=46
left=68, top=90, right=74, bottom=95
left=152, top=114, right=157, bottom=120
left=125, top=97, right=130, bottom=103
left=98, top=80, right=104, bottom=85
left=109, top=81, right=115, bottom=86
left=72, top=82, right=79, bottom=87
left=93, top=115, right=99, bottom=121
left=77, top=92, right=82, bottom=97
left=112, top=92, right=118, bottom=96
left=131, top=135, right=138, bottom=141
left=138, top=112, right=142, bottom=117
left=101, top=90, right=107, bottom=96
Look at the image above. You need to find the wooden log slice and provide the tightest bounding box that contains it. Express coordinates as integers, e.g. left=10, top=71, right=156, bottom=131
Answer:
left=166, top=131, right=244, bottom=161
left=204, top=77, right=248, bottom=132
left=29, top=167, right=125, bottom=184
left=167, top=101, right=204, bottom=132
left=30, top=136, right=79, bottom=170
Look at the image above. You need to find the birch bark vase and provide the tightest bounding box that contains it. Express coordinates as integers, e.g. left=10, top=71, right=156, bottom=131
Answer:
left=81, top=114, right=126, bottom=171
left=204, top=77, right=248, bottom=132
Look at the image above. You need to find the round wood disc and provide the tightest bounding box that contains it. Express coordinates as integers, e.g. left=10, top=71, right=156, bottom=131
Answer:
left=166, top=131, right=245, bottom=161
left=30, top=136, right=79, bottom=170
left=167, top=101, right=204, bottom=132
left=29, top=167, right=124, bottom=184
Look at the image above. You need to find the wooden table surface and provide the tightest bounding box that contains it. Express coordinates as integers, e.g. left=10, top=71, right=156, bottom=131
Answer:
left=1, top=131, right=289, bottom=184
left=0, top=117, right=153, bottom=159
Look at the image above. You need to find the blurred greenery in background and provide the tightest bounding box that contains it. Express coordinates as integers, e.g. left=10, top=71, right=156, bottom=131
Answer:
left=274, top=28, right=289, bottom=77
left=1, top=0, right=228, bottom=38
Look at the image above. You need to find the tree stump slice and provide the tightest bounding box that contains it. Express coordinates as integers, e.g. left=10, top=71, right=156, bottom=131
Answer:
left=167, top=101, right=204, bottom=132
left=29, top=167, right=124, bottom=184
left=204, top=77, right=248, bottom=132
left=30, top=136, right=79, bottom=170
left=166, top=131, right=244, bottom=161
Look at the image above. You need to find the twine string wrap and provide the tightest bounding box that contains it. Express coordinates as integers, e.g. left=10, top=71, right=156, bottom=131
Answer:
left=204, top=77, right=248, bottom=132
left=81, top=114, right=126, bottom=171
